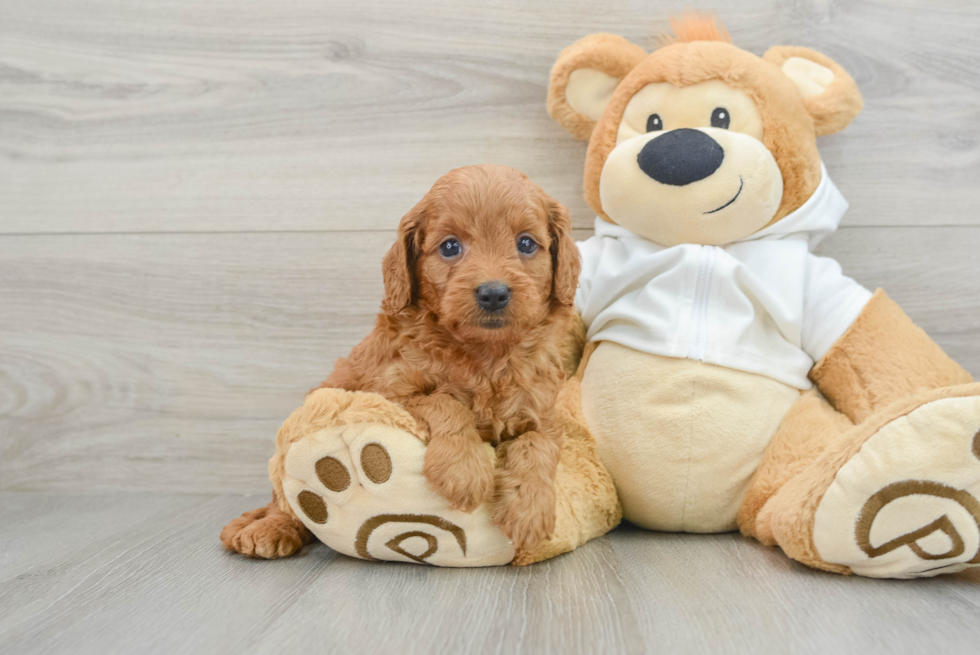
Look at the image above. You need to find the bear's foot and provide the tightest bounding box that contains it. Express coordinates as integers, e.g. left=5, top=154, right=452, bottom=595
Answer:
left=813, top=389, right=980, bottom=578
left=765, top=383, right=980, bottom=578
left=276, top=388, right=515, bottom=567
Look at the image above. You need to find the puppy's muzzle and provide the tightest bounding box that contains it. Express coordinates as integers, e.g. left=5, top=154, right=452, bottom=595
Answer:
left=475, top=282, right=511, bottom=313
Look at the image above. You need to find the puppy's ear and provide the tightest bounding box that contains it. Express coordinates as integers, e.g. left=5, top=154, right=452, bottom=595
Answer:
left=547, top=199, right=580, bottom=307
left=381, top=199, right=426, bottom=315
left=764, top=46, right=863, bottom=136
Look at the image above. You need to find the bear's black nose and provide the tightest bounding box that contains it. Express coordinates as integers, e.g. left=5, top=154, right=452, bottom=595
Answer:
left=636, top=128, right=725, bottom=186
left=475, top=282, right=511, bottom=313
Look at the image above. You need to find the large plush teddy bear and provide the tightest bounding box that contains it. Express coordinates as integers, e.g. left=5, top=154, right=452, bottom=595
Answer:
left=545, top=15, right=980, bottom=578
left=240, top=15, right=980, bottom=578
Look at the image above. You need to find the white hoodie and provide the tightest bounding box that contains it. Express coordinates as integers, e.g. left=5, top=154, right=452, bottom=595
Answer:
left=575, top=165, right=872, bottom=390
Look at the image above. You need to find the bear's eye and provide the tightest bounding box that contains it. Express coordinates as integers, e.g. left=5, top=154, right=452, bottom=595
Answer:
left=517, top=235, right=538, bottom=255
left=711, top=107, right=730, bottom=129
left=439, top=238, right=461, bottom=258
left=646, top=113, right=663, bottom=132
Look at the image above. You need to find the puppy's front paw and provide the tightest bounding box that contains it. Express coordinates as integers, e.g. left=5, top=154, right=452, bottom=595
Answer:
left=220, top=505, right=269, bottom=549
left=221, top=510, right=307, bottom=559
left=423, top=438, right=495, bottom=513
left=492, top=469, right=557, bottom=552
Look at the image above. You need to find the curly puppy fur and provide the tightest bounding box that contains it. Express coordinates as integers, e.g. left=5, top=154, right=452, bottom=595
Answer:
left=221, top=164, right=581, bottom=557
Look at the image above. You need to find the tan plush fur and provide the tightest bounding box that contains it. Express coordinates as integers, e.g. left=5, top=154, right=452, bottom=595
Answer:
left=547, top=17, right=864, bottom=227
left=547, top=33, right=648, bottom=141
left=223, top=164, right=583, bottom=557
left=752, top=382, right=980, bottom=574
left=268, top=389, right=424, bottom=518
left=583, top=346, right=801, bottom=532
left=737, top=389, right=853, bottom=543
left=810, top=289, right=973, bottom=423
left=763, top=46, right=863, bottom=137
left=548, top=16, right=979, bottom=578
left=738, top=291, right=978, bottom=572
left=582, top=40, right=822, bottom=225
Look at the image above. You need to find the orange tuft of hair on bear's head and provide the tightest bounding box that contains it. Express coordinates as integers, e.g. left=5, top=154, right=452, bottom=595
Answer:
left=657, top=12, right=732, bottom=47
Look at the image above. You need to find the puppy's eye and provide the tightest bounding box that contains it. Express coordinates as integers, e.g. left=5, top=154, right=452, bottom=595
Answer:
left=646, top=113, right=663, bottom=132
left=711, top=107, right=730, bottom=129
left=439, top=238, right=461, bottom=258
left=517, top=235, right=538, bottom=255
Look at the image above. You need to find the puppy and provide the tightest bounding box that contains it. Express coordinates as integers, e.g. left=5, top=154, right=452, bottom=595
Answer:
left=221, top=164, right=580, bottom=558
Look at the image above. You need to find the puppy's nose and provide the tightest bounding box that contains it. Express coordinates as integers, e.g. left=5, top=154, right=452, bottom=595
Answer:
left=475, top=282, right=511, bottom=313
left=637, top=128, right=724, bottom=186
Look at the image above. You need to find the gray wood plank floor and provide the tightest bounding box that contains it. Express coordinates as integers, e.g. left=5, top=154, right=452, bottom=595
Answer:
left=2, top=492, right=980, bottom=655
left=3, top=0, right=980, bottom=652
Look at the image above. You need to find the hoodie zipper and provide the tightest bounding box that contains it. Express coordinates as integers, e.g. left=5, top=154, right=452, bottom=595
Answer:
left=687, top=245, right=716, bottom=361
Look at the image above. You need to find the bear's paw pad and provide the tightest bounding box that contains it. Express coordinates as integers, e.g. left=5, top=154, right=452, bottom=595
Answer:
left=282, top=418, right=514, bottom=567
left=815, top=394, right=980, bottom=578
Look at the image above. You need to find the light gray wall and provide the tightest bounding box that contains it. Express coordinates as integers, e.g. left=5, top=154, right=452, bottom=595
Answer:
left=3, top=0, right=979, bottom=494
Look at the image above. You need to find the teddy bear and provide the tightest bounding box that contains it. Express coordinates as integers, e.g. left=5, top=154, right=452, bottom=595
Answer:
left=544, top=14, right=980, bottom=578
left=242, top=14, right=980, bottom=577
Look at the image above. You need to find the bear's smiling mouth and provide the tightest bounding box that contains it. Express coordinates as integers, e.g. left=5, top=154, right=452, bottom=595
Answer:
left=704, top=177, right=744, bottom=214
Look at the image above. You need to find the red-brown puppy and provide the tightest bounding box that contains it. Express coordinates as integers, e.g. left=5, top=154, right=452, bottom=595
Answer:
left=222, top=164, right=580, bottom=557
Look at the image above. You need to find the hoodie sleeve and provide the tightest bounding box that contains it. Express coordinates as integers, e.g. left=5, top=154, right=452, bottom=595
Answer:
left=574, top=235, right=604, bottom=321
left=802, top=254, right=873, bottom=361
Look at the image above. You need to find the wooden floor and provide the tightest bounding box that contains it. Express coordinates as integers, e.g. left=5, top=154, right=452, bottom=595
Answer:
left=2, top=492, right=980, bottom=655
left=2, top=0, right=980, bottom=652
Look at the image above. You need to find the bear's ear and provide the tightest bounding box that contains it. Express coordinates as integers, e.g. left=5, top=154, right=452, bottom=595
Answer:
left=547, top=33, right=647, bottom=141
left=764, top=46, right=864, bottom=136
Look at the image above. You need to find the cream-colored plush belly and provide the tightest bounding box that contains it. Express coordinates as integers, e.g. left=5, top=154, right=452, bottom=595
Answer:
left=581, top=343, right=799, bottom=533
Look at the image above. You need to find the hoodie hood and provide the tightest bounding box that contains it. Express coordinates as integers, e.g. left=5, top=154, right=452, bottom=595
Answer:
left=593, top=163, right=847, bottom=251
